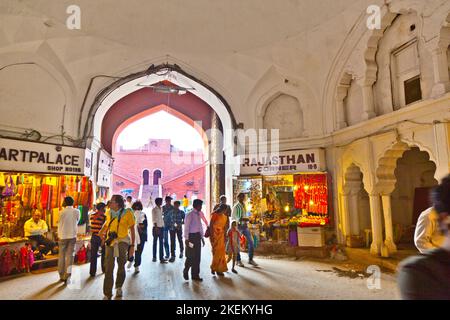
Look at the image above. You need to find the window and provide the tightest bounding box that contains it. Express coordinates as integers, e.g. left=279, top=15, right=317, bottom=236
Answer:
left=404, top=75, right=422, bottom=105
left=391, top=39, right=421, bottom=109
left=153, top=170, right=162, bottom=185
left=143, top=169, right=149, bottom=185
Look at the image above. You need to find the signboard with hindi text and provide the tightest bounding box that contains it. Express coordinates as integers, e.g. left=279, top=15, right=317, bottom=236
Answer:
left=238, top=149, right=326, bottom=176
left=0, top=138, right=92, bottom=176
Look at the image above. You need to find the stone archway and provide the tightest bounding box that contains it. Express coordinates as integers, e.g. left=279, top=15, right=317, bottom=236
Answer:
left=390, top=147, right=438, bottom=248
left=88, top=64, right=236, bottom=212
left=376, top=141, right=438, bottom=254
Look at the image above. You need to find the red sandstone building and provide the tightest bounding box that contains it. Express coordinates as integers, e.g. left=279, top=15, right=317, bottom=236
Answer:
left=112, top=138, right=205, bottom=203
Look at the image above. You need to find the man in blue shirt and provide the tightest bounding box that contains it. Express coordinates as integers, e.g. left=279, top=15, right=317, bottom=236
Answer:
left=162, top=196, right=173, bottom=260
left=169, top=201, right=185, bottom=261
left=183, top=199, right=206, bottom=281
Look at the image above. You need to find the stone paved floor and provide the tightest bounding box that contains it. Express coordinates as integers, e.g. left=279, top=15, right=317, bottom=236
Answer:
left=0, top=243, right=399, bottom=300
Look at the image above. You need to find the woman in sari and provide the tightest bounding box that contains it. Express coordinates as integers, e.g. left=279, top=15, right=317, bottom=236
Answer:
left=210, top=204, right=229, bottom=276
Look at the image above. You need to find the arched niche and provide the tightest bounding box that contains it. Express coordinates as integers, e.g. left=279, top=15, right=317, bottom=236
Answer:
left=262, top=94, right=304, bottom=140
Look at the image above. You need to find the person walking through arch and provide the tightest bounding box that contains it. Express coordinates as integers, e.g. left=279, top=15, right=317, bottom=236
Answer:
left=182, top=195, right=189, bottom=212
left=89, top=202, right=107, bottom=277
left=232, top=193, right=258, bottom=267
left=183, top=199, right=207, bottom=281
left=214, top=195, right=232, bottom=240
left=169, top=201, right=185, bottom=261
left=162, top=196, right=174, bottom=260
left=57, top=196, right=80, bottom=283
left=99, top=195, right=136, bottom=300
left=152, top=198, right=167, bottom=263
left=210, top=204, right=229, bottom=276
left=127, top=201, right=147, bottom=273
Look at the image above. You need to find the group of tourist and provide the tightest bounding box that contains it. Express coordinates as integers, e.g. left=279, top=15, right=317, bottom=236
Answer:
left=21, top=190, right=260, bottom=299
left=85, top=192, right=259, bottom=299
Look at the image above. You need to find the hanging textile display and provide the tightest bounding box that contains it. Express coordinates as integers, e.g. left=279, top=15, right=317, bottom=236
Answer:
left=294, top=174, right=328, bottom=214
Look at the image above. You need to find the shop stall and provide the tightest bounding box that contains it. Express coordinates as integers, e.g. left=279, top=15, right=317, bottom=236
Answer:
left=233, top=149, right=332, bottom=250
left=0, top=138, right=93, bottom=277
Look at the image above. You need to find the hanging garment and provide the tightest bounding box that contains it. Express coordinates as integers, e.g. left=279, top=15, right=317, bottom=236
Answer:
left=0, top=173, right=5, bottom=187
left=0, top=249, right=12, bottom=276
left=19, top=246, right=28, bottom=271
left=47, top=186, right=53, bottom=211
left=87, top=180, right=94, bottom=209
left=40, top=184, right=50, bottom=209
left=52, top=208, right=60, bottom=227
left=2, top=175, right=15, bottom=197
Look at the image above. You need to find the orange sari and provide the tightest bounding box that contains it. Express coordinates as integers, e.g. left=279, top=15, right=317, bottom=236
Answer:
left=210, top=213, right=228, bottom=273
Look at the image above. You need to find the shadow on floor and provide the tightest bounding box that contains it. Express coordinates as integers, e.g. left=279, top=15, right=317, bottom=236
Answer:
left=26, top=281, right=65, bottom=300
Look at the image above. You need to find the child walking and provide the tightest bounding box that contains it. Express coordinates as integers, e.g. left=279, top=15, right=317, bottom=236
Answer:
left=226, top=221, right=241, bottom=274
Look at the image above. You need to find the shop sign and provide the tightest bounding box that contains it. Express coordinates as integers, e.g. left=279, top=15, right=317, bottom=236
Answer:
left=0, top=138, right=92, bottom=176
left=97, top=149, right=113, bottom=187
left=239, top=149, right=326, bottom=176
left=98, top=149, right=113, bottom=173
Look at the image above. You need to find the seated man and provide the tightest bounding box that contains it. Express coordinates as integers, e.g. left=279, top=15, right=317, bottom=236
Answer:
left=24, top=210, right=57, bottom=256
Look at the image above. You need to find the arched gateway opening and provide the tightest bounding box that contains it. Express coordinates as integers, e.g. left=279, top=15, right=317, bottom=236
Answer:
left=88, top=64, right=237, bottom=214
left=112, top=106, right=207, bottom=205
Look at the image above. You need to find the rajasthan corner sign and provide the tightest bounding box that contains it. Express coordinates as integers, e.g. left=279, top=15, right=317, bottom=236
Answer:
left=237, top=149, right=326, bottom=176
left=0, top=138, right=92, bottom=176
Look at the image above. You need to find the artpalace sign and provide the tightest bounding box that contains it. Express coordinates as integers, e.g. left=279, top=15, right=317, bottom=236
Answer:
left=0, top=138, right=92, bottom=176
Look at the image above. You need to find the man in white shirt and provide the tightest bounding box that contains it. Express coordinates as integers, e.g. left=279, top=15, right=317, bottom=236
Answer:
left=126, top=196, right=133, bottom=209
left=57, top=196, right=80, bottom=282
left=24, top=210, right=57, bottom=256
left=399, top=175, right=450, bottom=299
left=152, top=197, right=167, bottom=263
left=414, top=207, right=446, bottom=253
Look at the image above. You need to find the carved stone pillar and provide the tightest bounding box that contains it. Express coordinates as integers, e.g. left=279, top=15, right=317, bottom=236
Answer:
left=341, top=191, right=351, bottom=245
left=335, top=85, right=349, bottom=129
left=369, top=193, right=383, bottom=255
left=430, top=43, right=450, bottom=97
left=359, top=80, right=376, bottom=120
left=381, top=194, right=397, bottom=254
left=349, top=190, right=360, bottom=236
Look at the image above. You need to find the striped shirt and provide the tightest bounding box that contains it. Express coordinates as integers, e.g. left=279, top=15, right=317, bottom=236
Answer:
left=89, top=212, right=106, bottom=236
left=232, top=202, right=246, bottom=226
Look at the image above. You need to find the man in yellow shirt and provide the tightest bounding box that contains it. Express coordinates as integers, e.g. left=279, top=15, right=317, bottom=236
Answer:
left=182, top=195, right=189, bottom=212
left=99, top=195, right=136, bottom=300
left=24, top=210, right=57, bottom=256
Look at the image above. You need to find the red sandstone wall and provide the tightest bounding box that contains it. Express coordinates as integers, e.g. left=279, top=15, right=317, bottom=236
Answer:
left=112, top=174, right=140, bottom=197
left=112, top=148, right=205, bottom=200
left=162, top=166, right=206, bottom=201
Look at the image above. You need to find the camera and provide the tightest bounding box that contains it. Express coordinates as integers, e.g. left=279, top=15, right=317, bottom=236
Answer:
left=105, top=231, right=118, bottom=246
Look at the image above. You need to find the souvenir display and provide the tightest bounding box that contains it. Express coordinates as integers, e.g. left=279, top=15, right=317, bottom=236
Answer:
left=0, top=172, right=94, bottom=277
left=233, top=170, right=331, bottom=248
